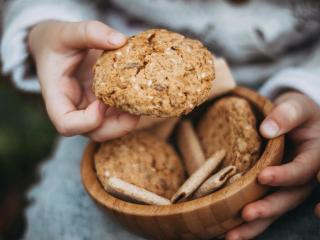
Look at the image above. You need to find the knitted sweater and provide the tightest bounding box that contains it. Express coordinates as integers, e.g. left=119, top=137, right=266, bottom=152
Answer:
left=1, top=1, right=320, bottom=239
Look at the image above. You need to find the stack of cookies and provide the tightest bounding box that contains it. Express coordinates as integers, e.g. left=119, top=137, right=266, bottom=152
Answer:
left=92, top=29, right=262, bottom=205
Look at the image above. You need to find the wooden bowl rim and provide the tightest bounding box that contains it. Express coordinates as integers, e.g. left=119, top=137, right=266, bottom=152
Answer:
left=81, top=87, right=284, bottom=217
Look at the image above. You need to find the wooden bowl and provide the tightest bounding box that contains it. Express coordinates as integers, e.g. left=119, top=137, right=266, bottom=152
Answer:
left=81, top=87, right=285, bottom=240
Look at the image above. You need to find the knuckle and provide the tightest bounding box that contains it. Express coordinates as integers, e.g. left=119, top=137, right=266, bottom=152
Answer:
left=268, top=166, right=283, bottom=180
left=78, top=20, right=104, bottom=48
left=105, top=28, right=116, bottom=37
left=121, top=120, right=138, bottom=135
left=81, top=20, right=106, bottom=41
left=55, top=122, right=72, bottom=137
left=56, top=23, right=66, bottom=37
left=87, top=113, right=102, bottom=128
left=122, top=124, right=134, bottom=134
left=294, top=157, right=316, bottom=182
left=93, top=118, right=102, bottom=127
left=83, top=20, right=101, bottom=33
left=81, top=21, right=92, bottom=48
left=91, top=134, right=105, bottom=143
left=278, top=165, right=290, bottom=178
left=56, top=23, right=71, bottom=47
left=259, top=200, right=272, bottom=214
left=84, top=20, right=102, bottom=28
left=261, top=198, right=278, bottom=217
left=277, top=101, right=300, bottom=124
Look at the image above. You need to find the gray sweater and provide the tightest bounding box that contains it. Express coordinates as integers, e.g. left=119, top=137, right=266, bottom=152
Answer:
left=1, top=0, right=320, bottom=239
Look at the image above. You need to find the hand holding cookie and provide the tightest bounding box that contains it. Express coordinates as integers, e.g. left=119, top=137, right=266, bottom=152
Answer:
left=28, top=20, right=139, bottom=141
left=93, top=29, right=214, bottom=117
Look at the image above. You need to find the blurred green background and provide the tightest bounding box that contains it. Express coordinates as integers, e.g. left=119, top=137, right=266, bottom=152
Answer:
left=0, top=73, right=57, bottom=239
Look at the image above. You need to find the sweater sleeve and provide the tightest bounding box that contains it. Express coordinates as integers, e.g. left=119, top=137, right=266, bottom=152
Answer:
left=260, top=43, right=320, bottom=106
left=1, top=0, right=98, bottom=93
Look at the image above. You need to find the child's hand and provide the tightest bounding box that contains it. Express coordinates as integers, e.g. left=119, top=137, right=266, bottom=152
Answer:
left=28, top=20, right=139, bottom=141
left=226, top=91, right=320, bottom=240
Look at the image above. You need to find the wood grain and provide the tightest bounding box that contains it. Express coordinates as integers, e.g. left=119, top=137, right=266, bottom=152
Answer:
left=81, top=87, right=285, bottom=240
left=177, top=120, right=206, bottom=175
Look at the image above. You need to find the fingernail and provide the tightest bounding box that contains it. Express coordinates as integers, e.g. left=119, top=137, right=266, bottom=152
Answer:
left=261, top=119, right=279, bottom=138
left=108, top=32, right=126, bottom=45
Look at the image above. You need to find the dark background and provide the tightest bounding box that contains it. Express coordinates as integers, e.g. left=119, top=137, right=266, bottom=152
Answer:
left=0, top=2, right=57, bottom=236
left=0, top=71, right=57, bottom=240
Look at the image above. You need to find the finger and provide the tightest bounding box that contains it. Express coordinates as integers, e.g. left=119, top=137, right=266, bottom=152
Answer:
left=105, top=107, right=125, bottom=117
left=289, top=123, right=320, bottom=144
left=59, top=20, right=127, bottom=51
left=259, top=141, right=320, bottom=186
left=76, top=49, right=102, bottom=87
left=77, top=84, right=98, bottom=110
left=54, top=100, right=106, bottom=136
left=45, top=87, right=107, bottom=136
left=76, top=51, right=102, bottom=109
left=87, top=112, right=140, bottom=142
left=242, top=184, right=313, bottom=222
left=225, top=217, right=276, bottom=240
left=260, top=93, right=313, bottom=139
left=315, top=203, right=320, bottom=218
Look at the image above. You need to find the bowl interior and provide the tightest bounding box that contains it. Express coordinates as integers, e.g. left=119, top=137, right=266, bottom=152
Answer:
left=81, top=87, right=284, bottom=217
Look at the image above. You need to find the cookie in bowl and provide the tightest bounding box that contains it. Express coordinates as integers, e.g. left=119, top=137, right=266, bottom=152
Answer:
left=81, top=87, right=285, bottom=240
left=93, top=29, right=214, bottom=117
left=94, top=131, right=186, bottom=200
left=197, top=96, right=262, bottom=172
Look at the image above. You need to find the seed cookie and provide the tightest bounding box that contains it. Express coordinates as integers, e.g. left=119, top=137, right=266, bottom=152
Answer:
left=94, top=131, right=186, bottom=199
left=93, top=29, right=214, bottom=117
left=197, top=97, right=261, bottom=172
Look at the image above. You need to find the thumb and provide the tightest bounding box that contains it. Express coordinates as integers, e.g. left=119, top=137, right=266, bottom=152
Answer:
left=58, top=20, right=127, bottom=50
left=260, top=92, right=313, bottom=139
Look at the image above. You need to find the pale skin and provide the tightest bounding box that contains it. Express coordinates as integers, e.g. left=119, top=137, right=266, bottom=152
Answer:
left=28, top=20, right=140, bottom=142
left=226, top=92, right=320, bottom=240
left=28, top=20, right=320, bottom=239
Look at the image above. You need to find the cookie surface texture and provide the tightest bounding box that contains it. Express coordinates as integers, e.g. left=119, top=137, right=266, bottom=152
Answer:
left=197, top=97, right=261, bottom=172
left=94, top=131, right=186, bottom=199
left=93, top=29, right=214, bottom=117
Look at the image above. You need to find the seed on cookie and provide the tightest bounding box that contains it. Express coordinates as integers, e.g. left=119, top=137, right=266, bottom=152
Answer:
left=93, top=29, right=215, bottom=117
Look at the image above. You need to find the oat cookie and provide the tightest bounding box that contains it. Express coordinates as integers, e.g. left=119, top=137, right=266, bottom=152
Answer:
left=93, top=29, right=214, bottom=117
left=94, top=131, right=185, bottom=199
left=197, top=97, right=261, bottom=172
